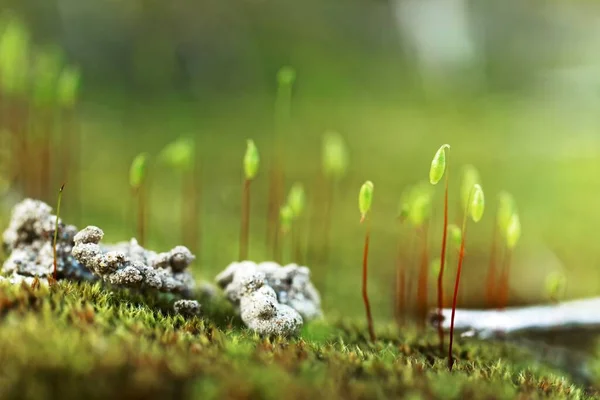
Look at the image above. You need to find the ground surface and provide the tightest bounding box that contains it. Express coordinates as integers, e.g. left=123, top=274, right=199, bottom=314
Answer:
left=0, top=279, right=598, bottom=400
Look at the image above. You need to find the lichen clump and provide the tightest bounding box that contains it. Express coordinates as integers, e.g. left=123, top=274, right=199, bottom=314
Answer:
left=72, top=226, right=196, bottom=296
left=216, top=261, right=322, bottom=335
left=1, top=199, right=94, bottom=284
left=237, top=271, right=303, bottom=336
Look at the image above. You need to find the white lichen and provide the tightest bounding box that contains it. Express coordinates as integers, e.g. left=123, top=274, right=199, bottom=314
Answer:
left=236, top=271, right=303, bottom=337
left=1, top=199, right=94, bottom=283
left=216, top=260, right=323, bottom=321
left=72, top=226, right=196, bottom=295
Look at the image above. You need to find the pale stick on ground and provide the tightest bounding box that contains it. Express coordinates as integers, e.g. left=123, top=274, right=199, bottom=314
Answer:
left=432, top=297, right=600, bottom=339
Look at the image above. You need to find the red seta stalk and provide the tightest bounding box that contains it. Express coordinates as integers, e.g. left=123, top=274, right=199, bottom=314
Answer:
left=436, top=172, right=449, bottom=352
left=448, top=199, right=471, bottom=370
left=239, top=178, right=251, bottom=261
left=362, top=217, right=376, bottom=342
left=416, top=222, right=430, bottom=326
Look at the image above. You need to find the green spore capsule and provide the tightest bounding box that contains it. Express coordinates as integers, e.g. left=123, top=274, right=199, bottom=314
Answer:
left=57, top=65, right=81, bottom=109
left=280, top=204, right=294, bottom=234
left=506, top=213, right=521, bottom=249
left=277, top=66, right=296, bottom=87
left=545, top=271, right=566, bottom=301
left=497, top=191, right=516, bottom=235
left=32, top=45, right=64, bottom=106
left=429, top=144, right=450, bottom=185
left=470, top=184, right=485, bottom=223
left=287, top=183, right=306, bottom=218
left=129, top=153, right=149, bottom=190
left=447, top=224, right=462, bottom=249
left=159, top=137, right=195, bottom=172
left=460, top=165, right=481, bottom=210
left=359, top=180, right=374, bottom=222
left=430, top=258, right=444, bottom=277
left=0, top=14, right=30, bottom=96
left=322, top=130, right=348, bottom=179
left=243, top=139, right=259, bottom=180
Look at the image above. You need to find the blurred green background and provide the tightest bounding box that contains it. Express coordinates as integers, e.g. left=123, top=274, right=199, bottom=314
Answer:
left=1, top=0, right=600, bottom=321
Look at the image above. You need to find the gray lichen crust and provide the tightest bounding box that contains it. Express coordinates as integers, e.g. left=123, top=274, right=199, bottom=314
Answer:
left=237, top=271, right=303, bottom=337
left=72, top=226, right=196, bottom=296
left=1, top=199, right=94, bottom=284
left=216, top=261, right=323, bottom=321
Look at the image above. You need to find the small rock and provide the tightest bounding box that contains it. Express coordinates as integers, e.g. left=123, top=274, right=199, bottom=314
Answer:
left=174, top=299, right=201, bottom=318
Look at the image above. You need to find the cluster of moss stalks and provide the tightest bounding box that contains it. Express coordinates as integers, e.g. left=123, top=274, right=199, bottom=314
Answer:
left=0, top=279, right=596, bottom=400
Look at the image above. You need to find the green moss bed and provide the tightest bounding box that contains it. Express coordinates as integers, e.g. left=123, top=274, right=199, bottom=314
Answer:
left=0, top=280, right=597, bottom=400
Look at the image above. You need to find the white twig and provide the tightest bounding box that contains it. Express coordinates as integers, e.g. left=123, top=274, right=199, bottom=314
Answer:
left=433, top=297, right=600, bottom=339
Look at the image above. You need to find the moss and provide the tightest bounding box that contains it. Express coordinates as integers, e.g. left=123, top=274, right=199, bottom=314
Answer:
left=0, top=280, right=595, bottom=399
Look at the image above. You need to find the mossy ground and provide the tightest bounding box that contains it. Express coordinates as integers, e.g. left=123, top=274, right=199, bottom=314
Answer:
left=0, top=279, right=597, bottom=400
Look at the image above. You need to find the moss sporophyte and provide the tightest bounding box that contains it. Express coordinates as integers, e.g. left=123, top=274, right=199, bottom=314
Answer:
left=129, top=153, right=149, bottom=247
left=429, top=144, right=450, bottom=352
left=358, top=180, right=376, bottom=342
left=266, top=66, right=296, bottom=258
left=240, top=139, right=259, bottom=261
left=448, top=183, right=484, bottom=370
left=159, top=137, right=199, bottom=252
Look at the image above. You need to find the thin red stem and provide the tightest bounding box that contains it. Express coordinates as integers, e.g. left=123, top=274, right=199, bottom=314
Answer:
left=416, top=221, right=430, bottom=326
left=362, top=218, right=376, bottom=342
left=239, top=179, right=251, bottom=261
left=448, top=195, right=472, bottom=371
left=437, top=172, right=449, bottom=352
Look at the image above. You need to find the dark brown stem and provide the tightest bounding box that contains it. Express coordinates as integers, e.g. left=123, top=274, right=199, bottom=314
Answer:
left=437, top=172, right=449, bottom=352
left=239, top=178, right=251, bottom=261
left=362, top=218, right=376, bottom=342
left=486, top=214, right=498, bottom=307
left=416, top=221, right=430, bottom=326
